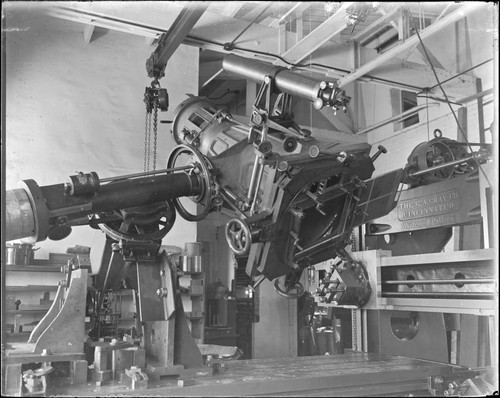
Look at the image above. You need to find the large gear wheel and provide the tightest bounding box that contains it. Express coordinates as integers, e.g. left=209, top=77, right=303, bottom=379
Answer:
left=98, top=200, right=176, bottom=243
left=166, top=144, right=215, bottom=221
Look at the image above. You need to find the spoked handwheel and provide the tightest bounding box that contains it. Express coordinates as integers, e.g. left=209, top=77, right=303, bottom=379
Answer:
left=225, top=218, right=252, bottom=256
left=167, top=144, right=214, bottom=221
left=424, top=141, right=454, bottom=180
left=273, top=276, right=305, bottom=299
left=99, top=200, right=176, bottom=242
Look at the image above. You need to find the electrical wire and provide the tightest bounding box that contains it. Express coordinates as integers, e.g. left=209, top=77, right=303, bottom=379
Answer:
left=225, top=4, right=273, bottom=50
left=208, top=90, right=240, bottom=100
left=420, top=58, right=493, bottom=94
left=416, top=94, right=462, bottom=106
left=405, top=4, right=492, bottom=188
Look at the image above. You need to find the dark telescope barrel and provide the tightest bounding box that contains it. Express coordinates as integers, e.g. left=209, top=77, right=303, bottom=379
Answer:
left=90, top=172, right=201, bottom=212
left=5, top=172, right=202, bottom=242
left=222, top=54, right=323, bottom=103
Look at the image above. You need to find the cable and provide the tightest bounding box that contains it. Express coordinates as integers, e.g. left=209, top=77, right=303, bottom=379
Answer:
left=208, top=90, right=240, bottom=100
left=405, top=4, right=493, bottom=188
left=420, top=58, right=493, bottom=94
left=224, top=4, right=273, bottom=50
left=416, top=94, right=462, bottom=106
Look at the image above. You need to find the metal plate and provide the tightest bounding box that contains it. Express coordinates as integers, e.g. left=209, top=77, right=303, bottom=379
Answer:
left=367, top=171, right=481, bottom=235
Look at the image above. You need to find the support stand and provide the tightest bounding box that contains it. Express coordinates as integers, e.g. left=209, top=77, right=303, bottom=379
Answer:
left=4, top=269, right=89, bottom=396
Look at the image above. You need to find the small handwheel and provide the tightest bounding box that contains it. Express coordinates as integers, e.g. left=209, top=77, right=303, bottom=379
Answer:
left=273, top=277, right=305, bottom=299
left=167, top=144, right=214, bottom=221
left=423, top=141, right=454, bottom=180
left=99, top=200, right=176, bottom=243
left=225, top=218, right=252, bottom=256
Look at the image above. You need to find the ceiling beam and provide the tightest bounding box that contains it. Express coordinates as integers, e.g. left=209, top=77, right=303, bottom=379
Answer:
left=269, top=2, right=308, bottom=28
left=146, top=3, right=208, bottom=79
left=351, top=6, right=400, bottom=43
left=83, top=24, right=95, bottom=44
left=336, top=2, right=482, bottom=88
left=46, top=7, right=163, bottom=39
left=219, top=3, right=245, bottom=18
left=275, top=2, right=353, bottom=65
left=400, top=3, right=452, bottom=62
left=239, top=3, right=272, bottom=24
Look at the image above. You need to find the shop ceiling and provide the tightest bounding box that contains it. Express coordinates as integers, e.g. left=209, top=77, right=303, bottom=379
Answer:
left=43, top=2, right=488, bottom=112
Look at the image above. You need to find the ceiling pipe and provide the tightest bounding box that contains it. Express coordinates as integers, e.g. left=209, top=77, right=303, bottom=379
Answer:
left=337, top=2, right=482, bottom=88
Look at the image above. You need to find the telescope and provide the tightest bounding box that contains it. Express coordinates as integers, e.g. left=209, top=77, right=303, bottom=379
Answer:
left=9, top=54, right=486, bottom=303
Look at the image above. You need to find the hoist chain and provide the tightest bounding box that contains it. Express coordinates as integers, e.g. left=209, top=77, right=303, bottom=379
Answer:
left=144, top=79, right=161, bottom=172
left=144, top=112, right=148, bottom=172
left=153, top=99, right=158, bottom=171
left=144, top=110, right=152, bottom=172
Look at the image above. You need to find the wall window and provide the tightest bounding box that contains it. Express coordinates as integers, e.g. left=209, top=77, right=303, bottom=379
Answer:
left=401, top=90, right=419, bottom=128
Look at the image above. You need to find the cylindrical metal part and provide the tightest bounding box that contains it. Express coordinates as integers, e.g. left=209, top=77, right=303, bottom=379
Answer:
left=99, top=165, right=194, bottom=183
left=6, top=171, right=203, bottom=243
left=383, top=292, right=494, bottom=298
left=185, top=242, right=202, bottom=256
left=191, top=256, right=202, bottom=273
left=6, top=244, right=20, bottom=265
left=65, top=172, right=100, bottom=196
left=383, top=278, right=494, bottom=285
left=180, top=255, right=191, bottom=273
left=5, top=188, right=37, bottom=242
left=247, top=156, right=261, bottom=201
left=90, top=172, right=202, bottom=213
left=250, top=158, right=265, bottom=214
left=223, top=54, right=322, bottom=103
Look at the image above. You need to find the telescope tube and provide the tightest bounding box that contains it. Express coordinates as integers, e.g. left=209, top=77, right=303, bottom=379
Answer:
left=5, top=172, right=202, bottom=242
left=222, top=54, right=348, bottom=110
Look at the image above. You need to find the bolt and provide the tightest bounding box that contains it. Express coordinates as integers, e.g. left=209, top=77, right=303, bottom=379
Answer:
left=313, top=98, right=324, bottom=110
left=370, top=145, right=387, bottom=163
left=337, top=152, right=348, bottom=163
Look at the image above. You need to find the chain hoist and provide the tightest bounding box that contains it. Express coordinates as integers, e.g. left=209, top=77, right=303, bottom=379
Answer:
left=143, top=79, right=169, bottom=172
left=153, top=100, right=158, bottom=171
left=144, top=109, right=151, bottom=172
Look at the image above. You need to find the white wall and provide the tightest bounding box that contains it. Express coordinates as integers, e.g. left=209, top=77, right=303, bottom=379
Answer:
left=4, top=4, right=199, bottom=258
